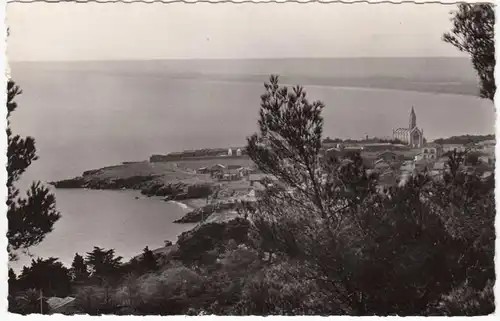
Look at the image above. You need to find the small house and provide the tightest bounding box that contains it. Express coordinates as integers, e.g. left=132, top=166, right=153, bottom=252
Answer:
left=47, top=296, right=78, bottom=315
left=210, top=164, right=226, bottom=178
left=249, top=174, right=278, bottom=186
left=361, top=143, right=395, bottom=152
left=376, top=151, right=398, bottom=162
left=325, top=147, right=343, bottom=160
left=218, top=168, right=243, bottom=181
left=479, top=155, right=494, bottom=165
left=237, top=167, right=251, bottom=177
left=197, top=167, right=210, bottom=174
left=210, top=164, right=226, bottom=171
left=421, top=143, right=443, bottom=160
left=442, top=144, right=466, bottom=153
left=325, top=145, right=363, bottom=160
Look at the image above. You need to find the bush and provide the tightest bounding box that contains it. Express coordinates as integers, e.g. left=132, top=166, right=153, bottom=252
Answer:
left=232, top=260, right=340, bottom=315
left=175, top=217, right=250, bottom=265
left=244, top=76, right=495, bottom=315
left=9, top=289, right=50, bottom=315
left=74, top=284, right=118, bottom=315
left=427, top=280, right=495, bottom=316
left=133, top=267, right=204, bottom=315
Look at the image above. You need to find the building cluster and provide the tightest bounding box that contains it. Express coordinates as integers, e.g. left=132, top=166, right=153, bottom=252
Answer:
left=197, top=163, right=256, bottom=182
left=153, top=108, right=494, bottom=191
left=150, top=147, right=246, bottom=163
left=323, top=108, right=495, bottom=187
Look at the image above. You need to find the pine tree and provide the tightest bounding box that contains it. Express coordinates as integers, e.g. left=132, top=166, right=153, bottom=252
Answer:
left=70, top=253, right=90, bottom=282
left=246, top=75, right=327, bottom=216
left=140, top=246, right=159, bottom=272
left=85, top=247, right=123, bottom=283
left=6, top=80, right=61, bottom=261
left=443, top=3, right=495, bottom=101
left=14, top=257, right=71, bottom=299
left=244, top=76, right=494, bottom=315
left=9, top=268, right=17, bottom=281
left=8, top=268, right=18, bottom=294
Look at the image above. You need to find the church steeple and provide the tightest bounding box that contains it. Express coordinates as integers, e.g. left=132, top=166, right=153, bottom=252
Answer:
left=409, top=107, right=417, bottom=130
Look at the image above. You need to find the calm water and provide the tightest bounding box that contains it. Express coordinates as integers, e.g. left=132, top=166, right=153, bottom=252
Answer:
left=10, top=189, right=195, bottom=272
left=8, top=59, right=495, bottom=270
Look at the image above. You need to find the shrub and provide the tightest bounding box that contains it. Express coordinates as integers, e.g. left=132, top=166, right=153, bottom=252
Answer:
left=244, top=76, right=495, bottom=315
left=232, top=260, right=340, bottom=315
left=427, top=280, right=495, bottom=315
left=114, top=267, right=202, bottom=315
left=74, top=283, right=119, bottom=315
left=175, top=217, right=250, bottom=265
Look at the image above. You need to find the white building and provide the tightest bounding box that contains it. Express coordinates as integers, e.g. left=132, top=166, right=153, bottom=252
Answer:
left=442, top=144, right=467, bottom=153
left=393, top=107, right=424, bottom=148
left=421, top=143, right=444, bottom=160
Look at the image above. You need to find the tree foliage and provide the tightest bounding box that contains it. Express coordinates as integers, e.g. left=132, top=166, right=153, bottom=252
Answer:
left=70, top=253, right=90, bottom=282
left=6, top=80, right=61, bottom=260
left=7, top=76, right=494, bottom=315
left=85, top=247, right=123, bottom=283
left=244, top=76, right=495, bottom=315
left=16, top=257, right=72, bottom=298
left=9, top=288, right=49, bottom=315
left=433, top=134, right=494, bottom=145
left=443, top=3, right=495, bottom=101
left=139, top=246, right=159, bottom=272
left=9, top=268, right=18, bottom=294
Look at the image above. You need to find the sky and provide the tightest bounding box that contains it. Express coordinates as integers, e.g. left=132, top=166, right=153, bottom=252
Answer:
left=7, top=2, right=472, bottom=61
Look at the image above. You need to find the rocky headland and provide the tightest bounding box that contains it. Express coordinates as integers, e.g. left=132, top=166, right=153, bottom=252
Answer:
left=50, top=158, right=258, bottom=225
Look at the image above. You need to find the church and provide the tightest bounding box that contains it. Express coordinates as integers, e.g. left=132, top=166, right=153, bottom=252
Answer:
left=392, top=107, right=424, bottom=148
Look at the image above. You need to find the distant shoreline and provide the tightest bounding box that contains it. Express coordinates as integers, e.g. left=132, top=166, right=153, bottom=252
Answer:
left=10, top=71, right=479, bottom=99
left=10, top=56, right=478, bottom=97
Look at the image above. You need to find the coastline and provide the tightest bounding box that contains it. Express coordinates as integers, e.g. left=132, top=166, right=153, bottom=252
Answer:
left=49, top=157, right=258, bottom=225
left=165, top=200, right=194, bottom=211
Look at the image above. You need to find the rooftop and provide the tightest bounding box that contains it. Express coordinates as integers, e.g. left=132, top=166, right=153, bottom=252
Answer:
left=47, top=297, right=76, bottom=311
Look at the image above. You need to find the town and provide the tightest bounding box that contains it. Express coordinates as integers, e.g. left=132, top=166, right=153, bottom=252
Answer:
left=147, top=107, right=495, bottom=195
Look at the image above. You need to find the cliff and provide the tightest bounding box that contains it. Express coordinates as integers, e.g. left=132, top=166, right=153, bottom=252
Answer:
left=50, top=159, right=257, bottom=221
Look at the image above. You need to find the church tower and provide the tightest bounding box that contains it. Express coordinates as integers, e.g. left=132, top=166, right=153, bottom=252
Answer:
left=409, top=107, right=417, bottom=130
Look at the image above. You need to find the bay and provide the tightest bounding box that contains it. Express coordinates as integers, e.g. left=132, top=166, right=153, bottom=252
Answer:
left=8, top=59, right=494, bottom=271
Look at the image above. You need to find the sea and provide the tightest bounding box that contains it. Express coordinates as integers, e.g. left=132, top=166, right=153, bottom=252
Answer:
left=8, top=58, right=495, bottom=271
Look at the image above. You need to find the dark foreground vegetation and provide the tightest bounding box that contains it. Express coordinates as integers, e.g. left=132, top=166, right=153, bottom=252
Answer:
left=8, top=76, right=495, bottom=316
left=7, top=3, right=495, bottom=315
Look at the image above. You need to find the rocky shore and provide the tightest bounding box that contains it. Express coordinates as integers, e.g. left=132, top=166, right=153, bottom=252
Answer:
left=50, top=160, right=258, bottom=225
left=50, top=162, right=216, bottom=200
left=173, top=200, right=247, bottom=223
left=48, top=159, right=262, bottom=267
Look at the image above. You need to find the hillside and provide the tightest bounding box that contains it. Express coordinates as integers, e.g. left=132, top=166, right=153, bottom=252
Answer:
left=433, top=134, right=495, bottom=145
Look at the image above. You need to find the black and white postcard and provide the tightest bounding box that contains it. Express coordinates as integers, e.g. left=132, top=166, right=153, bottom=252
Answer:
left=2, top=0, right=496, bottom=316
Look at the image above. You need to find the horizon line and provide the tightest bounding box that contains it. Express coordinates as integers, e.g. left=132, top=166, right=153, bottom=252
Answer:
left=9, top=56, right=469, bottom=63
